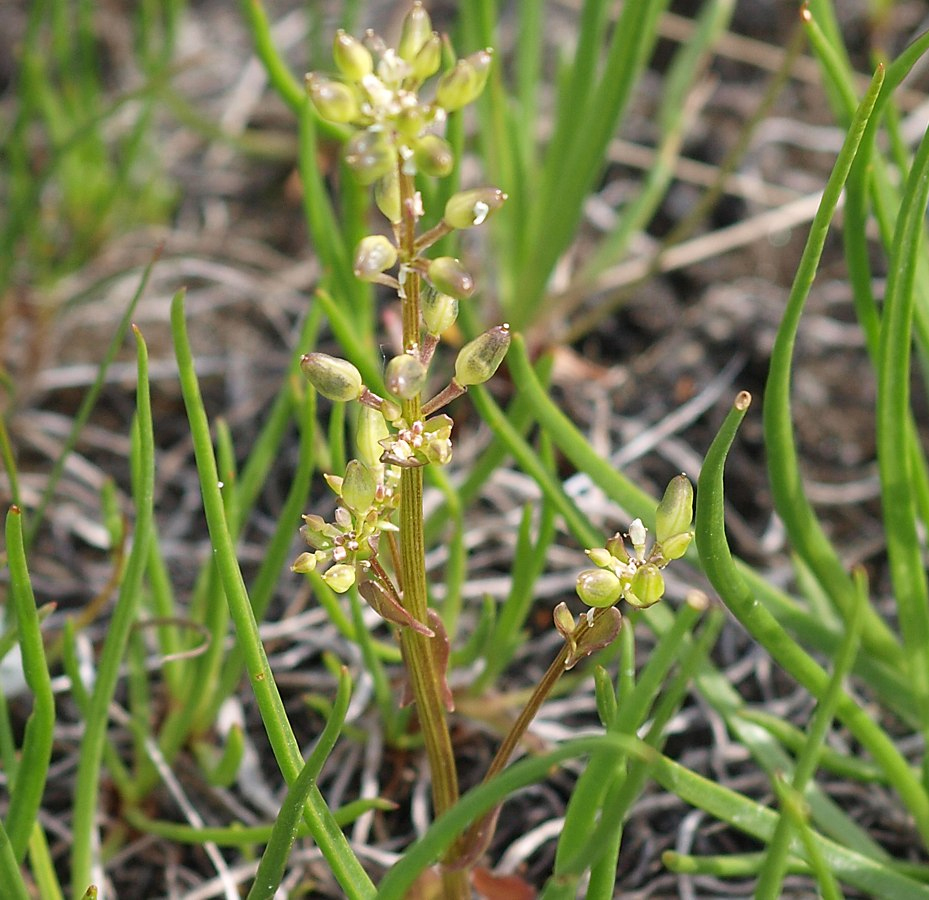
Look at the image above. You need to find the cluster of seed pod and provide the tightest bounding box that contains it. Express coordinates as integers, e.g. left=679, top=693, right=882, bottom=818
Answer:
left=294, top=3, right=511, bottom=597
left=575, top=475, right=694, bottom=612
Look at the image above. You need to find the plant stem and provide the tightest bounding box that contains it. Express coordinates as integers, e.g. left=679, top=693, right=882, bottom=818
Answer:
left=455, top=611, right=611, bottom=865
left=396, top=166, right=468, bottom=897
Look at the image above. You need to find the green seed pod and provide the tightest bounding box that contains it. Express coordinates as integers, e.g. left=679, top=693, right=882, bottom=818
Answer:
left=375, top=170, right=401, bottom=223
left=576, top=567, right=622, bottom=609
left=343, top=460, right=377, bottom=512
left=412, top=134, right=454, bottom=177
left=344, top=128, right=395, bottom=185
left=300, top=352, right=364, bottom=402
left=454, top=324, right=511, bottom=386
left=305, top=74, right=360, bottom=123
left=395, top=103, right=427, bottom=138
left=659, top=531, right=693, bottom=562
left=435, top=49, right=493, bottom=111
left=291, top=551, right=318, bottom=574
left=421, top=288, right=458, bottom=335
left=411, top=32, right=442, bottom=82
left=426, top=256, right=474, bottom=299
left=353, top=234, right=398, bottom=280
left=323, top=563, right=356, bottom=593
left=627, top=563, right=664, bottom=609
left=333, top=30, right=373, bottom=80
left=655, top=474, right=694, bottom=544
left=398, top=1, right=433, bottom=62
left=385, top=353, right=428, bottom=399
left=605, top=532, right=630, bottom=564
left=443, top=188, right=507, bottom=229
left=356, top=406, right=390, bottom=469
left=586, top=547, right=613, bottom=569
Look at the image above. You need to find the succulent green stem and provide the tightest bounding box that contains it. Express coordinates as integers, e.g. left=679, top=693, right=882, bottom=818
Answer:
left=395, top=166, right=468, bottom=897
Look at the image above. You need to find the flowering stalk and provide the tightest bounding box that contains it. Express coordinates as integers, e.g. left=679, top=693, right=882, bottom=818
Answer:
left=298, top=7, right=507, bottom=893
left=296, top=5, right=694, bottom=889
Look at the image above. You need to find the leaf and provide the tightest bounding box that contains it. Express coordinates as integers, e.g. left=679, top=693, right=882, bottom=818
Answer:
left=565, top=607, right=622, bottom=670
left=358, top=580, right=435, bottom=637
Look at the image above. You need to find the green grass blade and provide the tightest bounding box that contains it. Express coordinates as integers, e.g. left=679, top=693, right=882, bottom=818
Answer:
left=247, top=666, right=353, bottom=900
left=513, top=0, right=667, bottom=327
left=3, top=509, right=54, bottom=863
left=239, top=0, right=304, bottom=115
left=876, top=115, right=929, bottom=742
left=756, top=569, right=867, bottom=898
left=170, top=290, right=375, bottom=899
left=650, top=750, right=929, bottom=899
left=761, top=64, right=899, bottom=660
left=696, top=392, right=929, bottom=847
left=71, top=325, right=155, bottom=895
left=24, top=250, right=159, bottom=550
left=0, top=820, right=30, bottom=900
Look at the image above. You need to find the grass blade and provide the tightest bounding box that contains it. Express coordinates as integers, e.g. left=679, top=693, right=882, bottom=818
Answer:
left=696, top=392, right=929, bottom=847
left=71, top=324, right=155, bottom=894
left=3, top=508, right=54, bottom=863
left=170, top=290, right=375, bottom=899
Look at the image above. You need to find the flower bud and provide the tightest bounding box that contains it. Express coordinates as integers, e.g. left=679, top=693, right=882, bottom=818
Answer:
left=375, top=170, right=401, bottom=223
left=655, top=474, right=693, bottom=544
left=333, top=30, right=373, bottom=80
left=385, top=353, right=428, bottom=399
left=398, top=2, right=433, bottom=62
left=305, top=74, right=359, bottom=123
left=423, top=414, right=453, bottom=465
left=553, top=601, right=578, bottom=661
left=628, top=518, right=647, bottom=558
left=454, top=324, right=511, bottom=387
left=342, top=459, right=377, bottom=512
left=291, top=551, right=318, bottom=574
left=436, top=49, right=493, bottom=111
left=356, top=406, right=390, bottom=469
left=377, top=50, right=410, bottom=88
left=412, top=134, right=454, bottom=177
left=353, top=234, right=398, bottom=280
left=322, top=563, right=356, bottom=593
left=426, top=256, right=474, bottom=299
left=444, top=188, right=507, bottom=229
left=300, top=352, right=364, bottom=402
left=345, top=128, right=395, bottom=184
left=627, top=564, right=664, bottom=609
left=421, top=289, right=458, bottom=335
left=576, top=568, right=622, bottom=609
left=553, top=601, right=576, bottom=639
left=411, top=33, right=442, bottom=82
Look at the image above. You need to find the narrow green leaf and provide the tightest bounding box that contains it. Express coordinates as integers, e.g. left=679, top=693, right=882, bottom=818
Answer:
left=696, top=392, right=929, bottom=846
left=3, top=508, right=54, bottom=863
left=171, top=290, right=375, bottom=899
